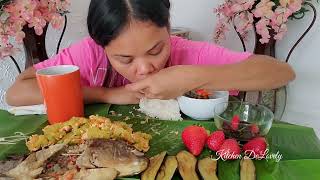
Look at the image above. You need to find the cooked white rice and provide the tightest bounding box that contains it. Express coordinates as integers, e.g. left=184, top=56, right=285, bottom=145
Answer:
left=138, top=98, right=183, bottom=121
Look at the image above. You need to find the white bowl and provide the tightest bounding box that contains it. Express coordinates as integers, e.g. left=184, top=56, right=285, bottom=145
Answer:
left=177, top=91, right=229, bottom=120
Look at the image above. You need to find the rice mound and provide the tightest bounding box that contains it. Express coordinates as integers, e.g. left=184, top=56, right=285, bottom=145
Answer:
left=138, top=98, right=183, bottom=121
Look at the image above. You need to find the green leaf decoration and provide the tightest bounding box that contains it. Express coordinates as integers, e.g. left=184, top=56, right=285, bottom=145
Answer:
left=1, top=103, right=320, bottom=179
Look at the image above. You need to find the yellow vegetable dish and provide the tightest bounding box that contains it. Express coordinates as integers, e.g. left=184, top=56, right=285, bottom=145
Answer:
left=26, top=115, right=152, bottom=152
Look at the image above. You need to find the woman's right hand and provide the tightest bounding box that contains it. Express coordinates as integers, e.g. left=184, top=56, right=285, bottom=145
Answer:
left=102, top=86, right=144, bottom=105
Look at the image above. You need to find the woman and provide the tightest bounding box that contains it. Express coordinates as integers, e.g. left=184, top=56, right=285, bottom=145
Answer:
left=6, top=0, right=295, bottom=106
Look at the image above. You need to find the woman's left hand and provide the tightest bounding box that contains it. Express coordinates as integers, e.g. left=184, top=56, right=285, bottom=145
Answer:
left=125, top=66, right=203, bottom=99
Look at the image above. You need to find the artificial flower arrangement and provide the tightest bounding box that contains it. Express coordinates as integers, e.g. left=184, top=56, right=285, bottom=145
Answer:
left=0, top=0, right=70, bottom=59
left=214, top=0, right=317, bottom=44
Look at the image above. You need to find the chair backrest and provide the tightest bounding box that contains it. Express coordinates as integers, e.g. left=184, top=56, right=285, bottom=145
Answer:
left=23, top=25, right=49, bottom=69
left=232, top=2, right=317, bottom=120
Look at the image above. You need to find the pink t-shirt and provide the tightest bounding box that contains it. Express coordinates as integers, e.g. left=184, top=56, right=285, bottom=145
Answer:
left=34, top=36, right=251, bottom=90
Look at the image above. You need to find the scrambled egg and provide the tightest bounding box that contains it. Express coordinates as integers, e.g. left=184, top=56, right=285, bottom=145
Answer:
left=26, top=115, right=152, bottom=152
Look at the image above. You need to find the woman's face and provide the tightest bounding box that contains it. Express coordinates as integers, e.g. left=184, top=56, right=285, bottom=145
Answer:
left=104, top=20, right=171, bottom=82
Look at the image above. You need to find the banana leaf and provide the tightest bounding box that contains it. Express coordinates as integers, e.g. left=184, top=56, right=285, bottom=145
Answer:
left=1, top=103, right=320, bottom=179
left=255, top=159, right=320, bottom=180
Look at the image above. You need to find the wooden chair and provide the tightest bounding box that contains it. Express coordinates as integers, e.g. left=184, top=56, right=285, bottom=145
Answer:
left=21, top=16, right=68, bottom=69
left=233, top=2, right=317, bottom=120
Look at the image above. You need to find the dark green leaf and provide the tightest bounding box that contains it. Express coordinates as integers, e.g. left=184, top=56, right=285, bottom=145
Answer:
left=255, top=159, right=320, bottom=180
left=218, top=159, right=241, bottom=180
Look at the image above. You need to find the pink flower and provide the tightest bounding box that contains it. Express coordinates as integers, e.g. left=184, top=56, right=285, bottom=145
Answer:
left=15, top=31, right=26, bottom=43
left=4, top=2, right=24, bottom=21
left=253, top=0, right=275, bottom=19
left=235, top=12, right=254, bottom=37
left=274, top=24, right=288, bottom=40
left=214, top=0, right=256, bottom=42
left=213, top=0, right=310, bottom=44
left=7, top=19, right=25, bottom=34
left=58, top=0, right=71, bottom=11
left=28, top=15, right=47, bottom=35
left=255, top=18, right=271, bottom=43
left=215, top=2, right=234, bottom=17
left=0, top=45, right=19, bottom=59
left=214, top=18, right=230, bottom=42
left=280, top=0, right=303, bottom=12
left=21, top=0, right=37, bottom=22
left=231, top=0, right=255, bottom=13
left=0, top=0, right=70, bottom=59
left=270, top=6, right=292, bottom=28
left=270, top=6, right=291, bottom=40
left=50, top=13, right=65, bottom=29
left=1, top=36, right=9, bottom=46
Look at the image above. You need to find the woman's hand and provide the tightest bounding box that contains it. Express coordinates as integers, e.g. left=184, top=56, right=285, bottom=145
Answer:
left=125, top=55, right=296, bottom=100
left=102, top=86, right=144, bottom=105
left=125, top=66, right=203, bottom=99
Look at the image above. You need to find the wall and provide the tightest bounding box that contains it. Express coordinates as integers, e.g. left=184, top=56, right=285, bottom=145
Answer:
left=0, top=0, right=319, bottom=137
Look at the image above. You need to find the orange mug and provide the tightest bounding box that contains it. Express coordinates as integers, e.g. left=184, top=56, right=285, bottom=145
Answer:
left=36, top=65, right=84, bottom=124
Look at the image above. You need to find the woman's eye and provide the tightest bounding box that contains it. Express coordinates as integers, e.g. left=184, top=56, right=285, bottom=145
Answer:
left=122, top=58, right=133, bottom=64
left=149, top=48, right=162, bottom=56
left=116, top=57, right=133, bottom=64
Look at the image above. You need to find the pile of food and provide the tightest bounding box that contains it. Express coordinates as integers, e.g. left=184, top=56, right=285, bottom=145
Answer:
left=141, top=150, right=219, bottom=180
left=2, top=115, right=152, bottom=180
left=176, top=125, right=268, bottom=179
left=1, top=115, right=266, bottom=179
left=138, top=98, right=183, bottom=121
left=27, top=115, right=151, bottom=152
left=137, top=89, right=212, bottom=121
left=220, top=115, right=262, bottom=140
left=142, top=150, right=255, bottom=180
left=184, top=89, right=211, bottom=99
left=181, top=125, right=267, bottom=159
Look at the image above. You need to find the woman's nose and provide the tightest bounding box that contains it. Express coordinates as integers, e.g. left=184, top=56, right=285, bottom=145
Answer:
left=136, top=60, right=155, bottom=76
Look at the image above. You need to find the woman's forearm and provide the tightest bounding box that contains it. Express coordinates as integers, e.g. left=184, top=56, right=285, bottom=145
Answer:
left=190, top=55, right=296, bottom=91
left=82, top=87, right=109, bottom=104
left=6, top=78, right=44, bottom=106
left=6, top=67, right=114, bottom=106
left=6, top=78, right=111, bottom=106
left=6, top=66, right=139, bottom=106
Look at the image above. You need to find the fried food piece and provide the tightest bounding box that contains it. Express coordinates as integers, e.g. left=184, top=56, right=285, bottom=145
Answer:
left=6, top=144, right=65, bottom=179
left=156, top=156, right=178, bottom=180
left=240, top=158, right=256, bottom=180
left=141, top=151, right=167, bottom=180
left=26, top=117, right=88, bottom=151
left=132, top=132, right=152, bottom=152
left=75, top=168, right=119, bottom=180
left=176, top=150, right=199, bottom=180
left=76, top=147, right=96, bottom=169
left=198, top=157, right=218, bottom=180
left=77, top=139, right=149, bottom=177
left=26, top=135, right=50, bottom=151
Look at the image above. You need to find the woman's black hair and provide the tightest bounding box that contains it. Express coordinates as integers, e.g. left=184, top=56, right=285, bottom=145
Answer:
left=87, top=0, right=171, bottom=47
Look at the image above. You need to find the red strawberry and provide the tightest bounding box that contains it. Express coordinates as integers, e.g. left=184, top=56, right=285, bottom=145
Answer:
left=207, top=131, right=225, bottom=151
left=243, top=137, right=267, bottom=157
left=181, top=125, right=208, bottom=156
left=250, top=124, right=260, bottom=134
left=231, top=115, right=240, bottom=131
left=218, top=139, right=241, bottom=160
